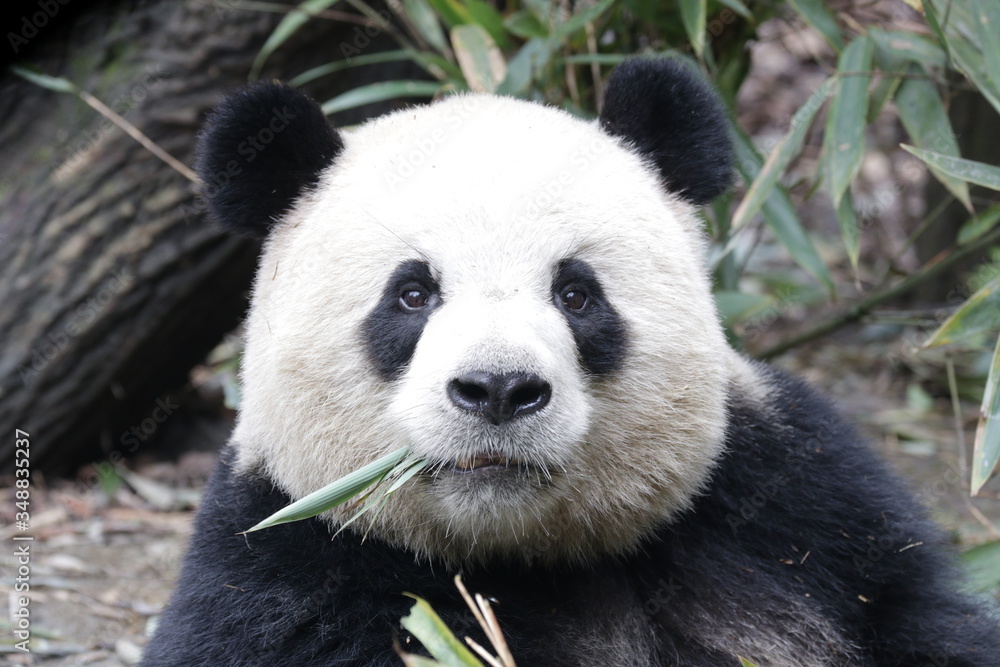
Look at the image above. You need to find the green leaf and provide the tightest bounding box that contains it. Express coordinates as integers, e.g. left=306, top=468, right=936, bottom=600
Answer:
left=11, top=65, right=80, bottom=94
left=738, top=658, right=761, bottom=667
left=715, top=0, right=752, bottom=20
left=321, top=81, right=444, bottom=116
left=972, top=335, right=1000, bottom=495
left=972, top=0, right=1000, bottom=90
left=403, top=0, right=450, bottom=54
left=242, top=446, right=411, bottom=532
left=465, top=0, right=510, bottom=49
left=250, top=0, right=344, bottom=80
left=400, top=595, right=484, bottom=666
left=901, top=146, right=1000, bottom=192
left=289, top=50, right=414, bottom=87
left=498, top=0, right=613, bottom=95
left=823, top=36, right=873, bottom=207
left=503, top=9, right=549, bottom=39
left=962, top=539, right=1000, bottom=592
left=835, top=189, right=860, bottom=271
left=679, top=0, right=707, bottom=58
left=958, top=204, right=1000, bottom=245
left=552, top=0, right=615, bottom=40
left=731, top=127, right=835, bottom=294
left=715, top=290, right=772, bottom=326
left=785, top=0, right=844, bottom=52
left=919, top=0, right=949, bottom=53
left=730, top=77, right=837, bottom=231
left=426, top=0, right=471, bottom=27
left=498, top=36, right=555, bottom=94
left=947, top=34, right=1000, bottom=117
left=869, top=29, right=947, bottom=70
left=894, top=72, right=972, bottom=211
left=560, top=53, right=632, bottom=65
left=925, top=277, right=1000, bottom=348
left=867, top=73, right=902, bottom=124
left=451, top=23, right=506, bottom=93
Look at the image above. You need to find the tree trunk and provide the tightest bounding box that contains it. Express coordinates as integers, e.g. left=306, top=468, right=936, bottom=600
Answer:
left=0, top=0, right=412, bottom=472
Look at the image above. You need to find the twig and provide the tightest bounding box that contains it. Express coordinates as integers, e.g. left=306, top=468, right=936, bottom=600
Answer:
left=758, top=224, right=1000, bottom=359
left=78, top=90, right=199, bottom=183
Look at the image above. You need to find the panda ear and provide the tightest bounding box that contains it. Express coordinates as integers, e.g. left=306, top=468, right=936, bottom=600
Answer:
left=599, top=58, right=733, bottom=206
left=195, top=82, right=344, bottom=236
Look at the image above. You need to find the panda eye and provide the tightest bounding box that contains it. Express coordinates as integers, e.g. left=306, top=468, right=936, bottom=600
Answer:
left=400, top=288, right=431, bottom=311
left=560, top=287, right=589, bottom=313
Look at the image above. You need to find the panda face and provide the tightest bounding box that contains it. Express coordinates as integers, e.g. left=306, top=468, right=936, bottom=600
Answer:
left=224, top=84, right=735, bottom=564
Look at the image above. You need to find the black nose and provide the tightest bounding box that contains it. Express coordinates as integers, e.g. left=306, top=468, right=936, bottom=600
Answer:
left=447, top=371, right=552, bottom=425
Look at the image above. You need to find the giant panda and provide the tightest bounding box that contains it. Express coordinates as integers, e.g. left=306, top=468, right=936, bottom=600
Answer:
left=142, top=58, right=1000, bottom=666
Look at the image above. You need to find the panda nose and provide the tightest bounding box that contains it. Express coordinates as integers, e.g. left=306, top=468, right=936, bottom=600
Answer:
left=447, top=371, right=552, bottom=425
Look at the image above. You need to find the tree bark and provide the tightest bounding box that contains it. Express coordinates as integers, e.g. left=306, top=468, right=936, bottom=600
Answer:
left=0, top=0, right=412, bottom=472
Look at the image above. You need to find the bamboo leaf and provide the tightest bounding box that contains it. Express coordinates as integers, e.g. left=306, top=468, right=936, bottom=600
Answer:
left=962, top=539, right=1000, bottom=591
left=715, top=0, right=752, bottom=20
left=400, top=595, right=484, bottom=666
left=251, top=0, right=344, bottom=80
left=823, top=36, right=873, bottom=207
left=731, top=127, right=835, bottom=294
left=403, top=0, right=451, bottom=54
left=925, top=277, right=1000, bottom=348
left=289, top=50, right=414, bottom=87
left=10, top=65, right=79, bottom=94
left=972, top=0, right=1000, bottom=90
left=972, top=335, right=1000, bottom=495
left=738, top=659, right=761, bottom=667
left=895, top=72, right=972, bottom=211
left=552, top=0, right=614, bottom=40
left=730, top=77, right=837, bottom=231
left=947, top=33, right=1000, bottom=117
left=321, top=81, right=444, bottom=116
left=452, top=24, right=506, bottom=93
left=503, top=9, right=548, bottom=39
left=836, top=189, right=860, bottom=271
left=785, top=0, right=844, bottom=52
left=498, top=0, right=613, bottom=95
left=901, top=146, right=1000, bottom=192
left=679, top=0, right=707, bottom=58
left=242, top=446, right=411, bottom=532
left=426, top=0, right=471, bottom=27
left=869, top=29, right=947, bottom=69
left=465, top=0, right=510, bottom=49
left=958, top=204, right=1000, bottom=245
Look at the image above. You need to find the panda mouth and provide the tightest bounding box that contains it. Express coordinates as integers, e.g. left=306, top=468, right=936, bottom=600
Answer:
left=452, top=454, right=524, bottom=472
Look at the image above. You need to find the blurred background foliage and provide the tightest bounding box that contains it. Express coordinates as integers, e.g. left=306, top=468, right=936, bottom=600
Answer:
left=247, top=0, right=1000, bottom=502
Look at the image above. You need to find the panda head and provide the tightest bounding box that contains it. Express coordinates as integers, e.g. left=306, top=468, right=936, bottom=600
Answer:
left=198, top=58, right=739, bottom=565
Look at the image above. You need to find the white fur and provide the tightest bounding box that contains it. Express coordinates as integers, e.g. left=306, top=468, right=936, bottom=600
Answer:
left=232, top=94, right=748, bottom=564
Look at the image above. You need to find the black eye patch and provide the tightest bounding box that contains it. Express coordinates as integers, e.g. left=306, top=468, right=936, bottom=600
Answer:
left=552, top=259, right=628, bottom=376
left=363, top=260, right=441, bottom=381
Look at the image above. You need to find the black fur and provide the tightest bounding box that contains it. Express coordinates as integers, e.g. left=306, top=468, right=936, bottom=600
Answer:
left=363, top=260, right=441, bottom=380
left=553, top=258, right=628, bottom=376
left=142, top=368, right=1000, bottom=666
left=600, top=58, right=734, bottom=206
left=195, top=82, right=344, bottom=236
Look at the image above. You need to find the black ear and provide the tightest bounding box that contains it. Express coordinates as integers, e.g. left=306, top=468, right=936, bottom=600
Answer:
left=195, top=82, right=344, bottom=236
left=599, top=58, right=733, bottom=206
